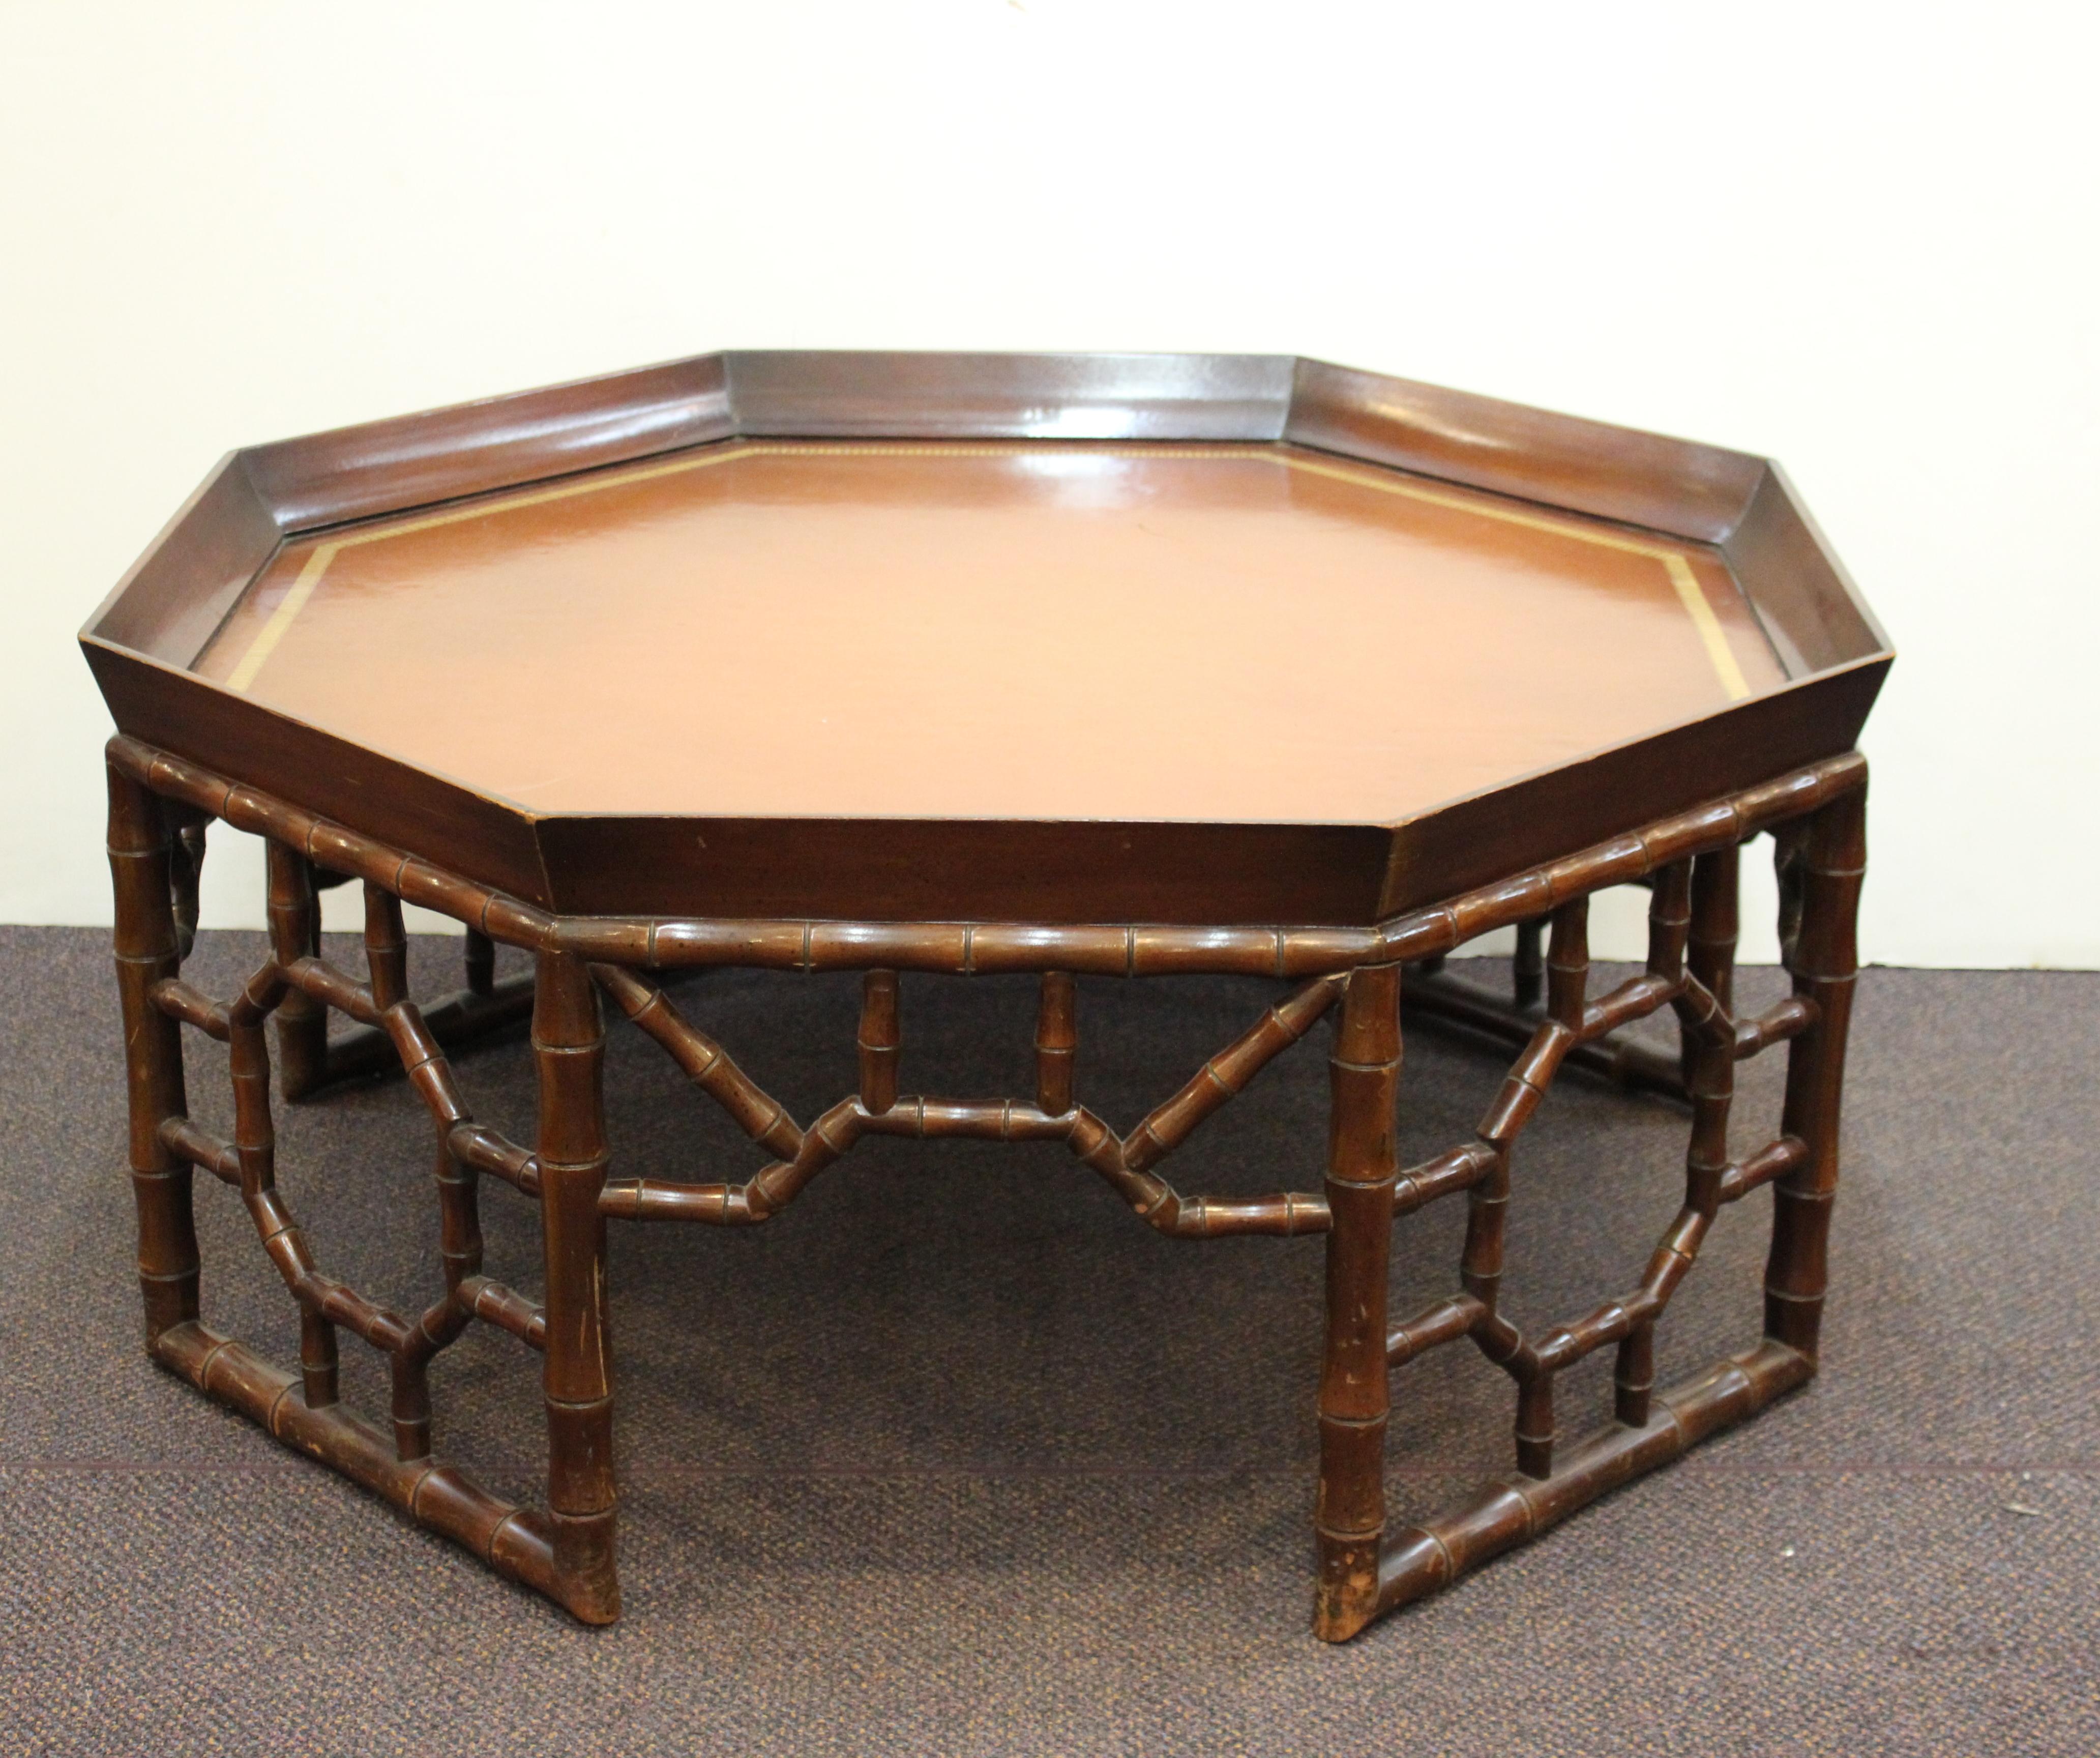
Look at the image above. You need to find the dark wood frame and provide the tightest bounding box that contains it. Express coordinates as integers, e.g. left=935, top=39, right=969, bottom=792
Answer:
left=87, top=350, right=1887, bottom=1634
left=109, top=734, right=1863, bottom=1633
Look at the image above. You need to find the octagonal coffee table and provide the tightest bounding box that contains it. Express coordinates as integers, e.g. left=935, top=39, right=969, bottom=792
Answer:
left=82, top=351, right=1889, bottom=1635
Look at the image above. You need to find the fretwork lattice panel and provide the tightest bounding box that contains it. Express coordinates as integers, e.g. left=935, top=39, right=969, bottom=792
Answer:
left=107, top=739, right=1862, bottom=1632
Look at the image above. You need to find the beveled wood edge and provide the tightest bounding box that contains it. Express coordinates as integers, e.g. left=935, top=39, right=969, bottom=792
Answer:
left=83, top=623, right=1879, bottom=927
left=1284, top=361, right=1890, bottom=678
left=82, top=616, right=1882, bottom=926
left=80, top=452, right=279, bottom=668
left=1721, top=460, right=1890, bottom=674
left=243, top=353, right=736, bottom=532
left=89, top=633, right=1398, bottom=923
left=107, top=731, right=1866, bottom=976
left=725, top=349, right=1296, bottom=441
left=77, top=349, right=1893, bottom=683
left=85, top=641, right=556, bottom=906
left=1376, top=653, right=1889, bottom=916
left=1284, top=358, right=1764, bottom=544
left=529, top=813, right=1393, bottom=926
left=524, top=656, right=1885, bottom=923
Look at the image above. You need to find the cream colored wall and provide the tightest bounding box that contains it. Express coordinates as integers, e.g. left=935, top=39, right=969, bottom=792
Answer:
left=3, top=2, right=2093, bottom=962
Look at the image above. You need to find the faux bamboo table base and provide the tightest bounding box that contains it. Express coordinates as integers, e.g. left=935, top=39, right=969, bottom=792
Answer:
left=81, top=350, right=1891, bottom=1634
left=108, top=735, right=1864, bottom=1635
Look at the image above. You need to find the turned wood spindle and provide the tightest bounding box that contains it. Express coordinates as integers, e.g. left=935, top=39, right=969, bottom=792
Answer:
left=1034, top=971, right=1077, bottom=1116
left=364, top=882, right=409, bottom=1014
left=1612, top=1322, right=1655, bottom=1429
left=1515, top=1372, right=1555, bottom=1479
left=1546, top=897, right=1589, bottom=1028
left=267, top=842, right=329, bottom=1100
left=857, top=970, right=900, bottom=1115
left=1646, top=860, right=1693, bottom=981
left=299, top=1306, right=340, bottom=1410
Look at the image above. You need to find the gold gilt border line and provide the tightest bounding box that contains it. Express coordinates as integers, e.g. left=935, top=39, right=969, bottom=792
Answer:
left=224, top=441, right=1753, bottom=701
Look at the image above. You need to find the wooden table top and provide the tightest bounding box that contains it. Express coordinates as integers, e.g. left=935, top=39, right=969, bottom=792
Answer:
left=87, top=350, right=1889, bottom=922
left=196, top=439, right=1785, bottom=827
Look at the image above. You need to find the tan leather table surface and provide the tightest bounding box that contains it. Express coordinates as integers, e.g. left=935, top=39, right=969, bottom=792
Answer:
left=198, top=440, right=1785, bottom=825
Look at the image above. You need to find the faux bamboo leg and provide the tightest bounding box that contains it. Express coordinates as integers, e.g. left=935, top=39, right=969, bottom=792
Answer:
left=108, top=762, right=197, bottom=1344
left=1313, top=963, right=1402, bottom=1642
left=533, top=950, right=620, bottom=1624
left=1764, top=784, right=1866, bottom=1361
left=268, top=845, right=329, bottom=1100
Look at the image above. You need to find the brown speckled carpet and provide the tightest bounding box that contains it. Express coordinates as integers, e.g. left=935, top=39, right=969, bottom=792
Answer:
left=1, top=926, right=2094, bottom=1755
